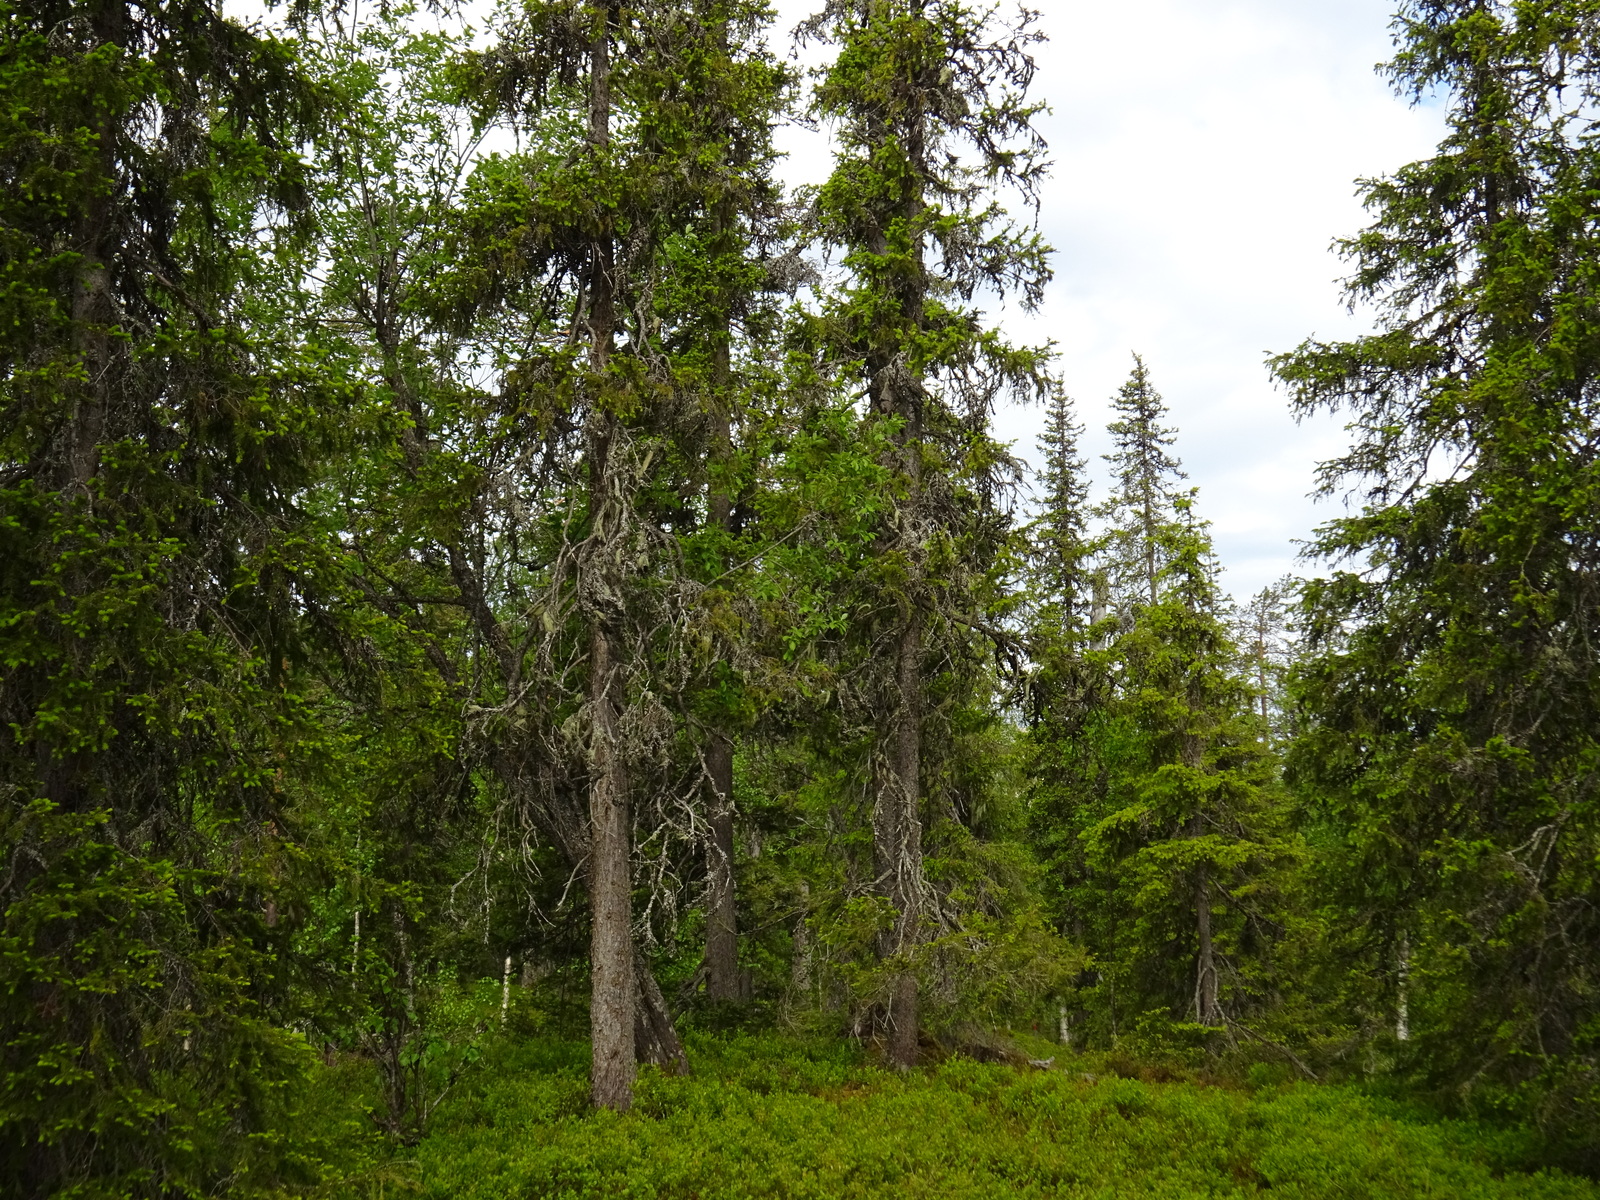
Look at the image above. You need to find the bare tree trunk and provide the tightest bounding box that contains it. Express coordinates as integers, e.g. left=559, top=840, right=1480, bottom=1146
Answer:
left=1396, top=935, right=1411, bottom=1042
left=1091, top=573, right=1109, bottom=649
left=634, top=947, right=689, bottom=1072
left=703, top=298, right=742, bottom=1002
left=1194, top=863, right=1219, bottom=1026
left=62, top=1, right=123, bottom=492
left=1184, top=726, right=1220, bottom=1027
left=791, top=881, right=813, bottom=996
left=587, top=622, right=636, bottom=1108
left=704, top=732, right=741, bottom=1000
left=582, top=4, right=636, bottom=1112
left=876, top=612, right=923, bottom=1069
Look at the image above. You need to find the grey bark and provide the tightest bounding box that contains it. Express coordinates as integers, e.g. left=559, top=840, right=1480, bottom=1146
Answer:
left=862, top=76, right=930, bottom=1071
left=1189, top=806, right=1219, bottom=1027
left=582, top=4, right=638, bottom=1112
left=875, top=609, right=924, bottom=1069
left=61, top=1, right=123, bottom=493
left=703, top=287, right=742, bottom=1003
left=1194, top=866, right=1219, bottom=1026
left=704, top=732, right=741, bottom=1001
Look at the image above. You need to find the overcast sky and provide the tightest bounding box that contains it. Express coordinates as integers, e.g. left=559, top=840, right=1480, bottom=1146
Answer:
left=774, top=0, right=1448, bottom=602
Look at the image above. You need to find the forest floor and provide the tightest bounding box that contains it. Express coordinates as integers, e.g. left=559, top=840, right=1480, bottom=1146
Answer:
left=309, top=1030, right=1600, bottom=1200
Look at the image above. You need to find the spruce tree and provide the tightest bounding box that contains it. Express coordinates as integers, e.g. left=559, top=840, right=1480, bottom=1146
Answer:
left=1032, top=367, right=1288, bottom=1038
left=1099, top=354, right=1186, bottom=611
left=1231, top=578, right=1296, bottom=744
left=1273, top=0, right=1600, bottom=1148
left=0, top=0, right=336, bottom=1190
left=1031, top=387, right=1093, bottom=642
left=319, top=0, right=790, bottom=1109
left=806, top=0, right=1054, bottom=1067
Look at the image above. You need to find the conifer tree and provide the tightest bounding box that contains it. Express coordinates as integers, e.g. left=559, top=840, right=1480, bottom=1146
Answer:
left=1273, top=0, right=1600, bottom=1146
left=648, top=0, right=788, bottom=1004
left=1032, top=367, right=1287, bottom=1038
left=1099, top=354, right=1185, bottom=611
left=1232, top=578, right=1296, bottom=744
left=322, top=0, right=791, bottom=1109
left=805, top=0, right=1053, bottom=1067
left=1030, top=387, right=1093, bottom=642
left=0, top=0, right=337, bottom=1190
left=1022, top=386, right=1100, bottom=985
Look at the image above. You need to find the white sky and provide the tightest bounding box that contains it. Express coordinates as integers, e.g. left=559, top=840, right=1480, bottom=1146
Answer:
left=773, top=0, right=1447, bottom=602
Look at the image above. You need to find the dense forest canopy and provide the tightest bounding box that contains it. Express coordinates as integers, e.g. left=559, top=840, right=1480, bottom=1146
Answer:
left=3, top=0, right=1599, bottom=1195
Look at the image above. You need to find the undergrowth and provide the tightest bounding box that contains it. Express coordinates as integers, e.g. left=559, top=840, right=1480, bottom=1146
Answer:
left=299, top=1029, right=1600, bottom=1199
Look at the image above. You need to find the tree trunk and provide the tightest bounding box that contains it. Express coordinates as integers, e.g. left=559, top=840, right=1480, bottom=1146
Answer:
left=582, top=3, right=636, bottom=1112
left=1091, top=573, right=1109, bottom=649
left=62, top=2, right=122, bottom=494
left=876, top=612, right=923, bottom=1069
left=1194, top=864, right=1219, bottom=1026
left=703, top=273, right=742, bottom=1002
left=587, top=622, right=636, bottom=1108
left=861, top=29, right=931, bottom=1073
left=791, top=882, right=813, bottom=996
left=1396, top=935, right=1411, bottom=1042
left=634, top=946, right=690, bottom=1072
left=704, top=732, right=741, bottom=1001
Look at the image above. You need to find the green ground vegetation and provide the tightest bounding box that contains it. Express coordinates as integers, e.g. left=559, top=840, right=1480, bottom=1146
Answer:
left=297, top=1026, right=1599, bottom=1200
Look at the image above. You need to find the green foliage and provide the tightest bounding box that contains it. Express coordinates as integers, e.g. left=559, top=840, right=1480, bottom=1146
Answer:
left=311, top=1031, right=1600, bottom=1199
left=1271, top=0, right=1600, bottom=1158
left=0, top=0, right=345, bottom=1192
left=1025, top=363, right=1295, bottom=1045
left=6, top=0, right=1600, bottom=1188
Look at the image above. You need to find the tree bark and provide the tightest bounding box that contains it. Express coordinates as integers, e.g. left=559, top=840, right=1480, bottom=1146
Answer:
left=704, top=732, right=741, bottom=1001
left=791, top=881, right=813, bottom=996
left=876, top=612, right=923, bottom=1069
left=634, top=946, right=689, bottom=1072
left=587, top=622, right=635, bottom=1108
left=1194, top=863, right=1219, bottom=1026
left=61, top=1, right=124, bottom=493
left=582, top=2, right=637, bottom=1112
left=1396, top=935, right=1411, bottom=1042
left=703, top=259, right=742, bottom=1002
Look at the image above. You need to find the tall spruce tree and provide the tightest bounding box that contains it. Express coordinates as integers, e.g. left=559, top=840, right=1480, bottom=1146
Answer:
left=1032, top=365, right=1287, bottom=1039
left=1022, top=386, right=1099, bottom=997
left=0, top=0, right=336, bottom=1191
left=1099, top=354, right=1185, bottom=611
left=1030, top=387, right=1093, bottom=642
left=647, top=0, right=789, bottom=1005
left=360, top=0, right=793, bottom=1109
left=806, top=0, right=1053, bottom=1068
left=1273, top=0, right=1600, bottom=1153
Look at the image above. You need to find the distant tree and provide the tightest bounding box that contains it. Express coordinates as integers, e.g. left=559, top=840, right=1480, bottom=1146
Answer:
left=1098, top=355, right=1186, bottom=611
left=1030, top=387, right=1094, bottom=642
left=1231, top=577, right=1297, bottom=744
left=1031, top=366, right=1289, bottom=1039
